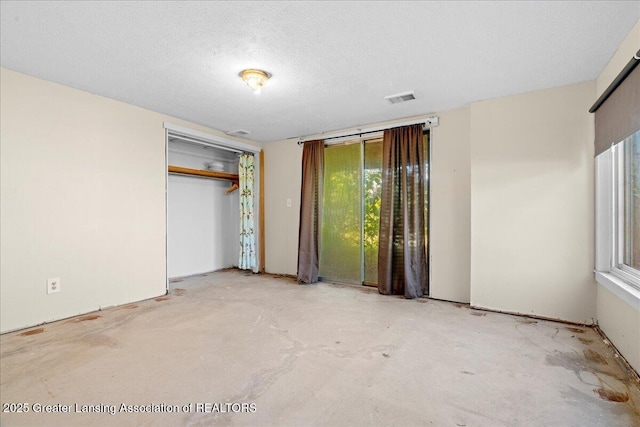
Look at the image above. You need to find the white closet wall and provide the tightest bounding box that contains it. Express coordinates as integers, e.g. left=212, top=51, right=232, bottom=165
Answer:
left=167, top=140, right=240, bottom=278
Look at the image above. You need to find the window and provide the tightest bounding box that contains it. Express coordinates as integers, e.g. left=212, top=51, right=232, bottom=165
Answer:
left=613, top=130, right=640, bottom=284
left=596, top=129, right=640, bottom=299
left=622, top=132, right=640, bottom=270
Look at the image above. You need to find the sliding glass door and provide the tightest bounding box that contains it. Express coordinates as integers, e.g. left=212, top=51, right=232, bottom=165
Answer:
left=319, top=135, right=429, bottom=287
left=318, top=138, right=384, bottom=285
left=319, top=143, right=361, bottom=282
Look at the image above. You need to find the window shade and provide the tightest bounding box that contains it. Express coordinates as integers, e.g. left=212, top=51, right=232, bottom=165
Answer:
left=593, top=56, right=640, bottom=156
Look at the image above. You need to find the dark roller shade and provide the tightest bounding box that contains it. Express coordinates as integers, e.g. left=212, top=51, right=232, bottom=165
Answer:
left=593, top=53, right=640, bottom=156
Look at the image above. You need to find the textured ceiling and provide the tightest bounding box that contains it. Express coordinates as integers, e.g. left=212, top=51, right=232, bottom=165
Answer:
left=1, top=1, right=639, bottom=143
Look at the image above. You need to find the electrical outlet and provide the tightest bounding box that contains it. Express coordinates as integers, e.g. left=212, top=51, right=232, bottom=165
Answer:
left=286, top=198, right=292, bottom=208
left=47, top=278, right=61, bottom=294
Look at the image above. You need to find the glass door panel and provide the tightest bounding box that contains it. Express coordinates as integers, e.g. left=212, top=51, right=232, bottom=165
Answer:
left=319, top=143, right=362, bottom=282
left=363, top=139, right=382, bottom=285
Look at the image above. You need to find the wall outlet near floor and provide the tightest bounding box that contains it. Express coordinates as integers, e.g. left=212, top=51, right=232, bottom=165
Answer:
left=47, top=278, right=61, bottom=294
left=286, top=198, right=292, bottom=208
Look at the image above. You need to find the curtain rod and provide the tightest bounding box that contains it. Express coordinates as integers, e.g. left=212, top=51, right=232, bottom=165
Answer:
left=589, top=50, right=640, bottom=113
left=297, top=116, right=439, bottom=145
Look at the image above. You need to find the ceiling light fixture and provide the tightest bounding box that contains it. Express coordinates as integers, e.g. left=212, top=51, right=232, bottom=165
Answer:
left=239, top=69, right=271, bottom=94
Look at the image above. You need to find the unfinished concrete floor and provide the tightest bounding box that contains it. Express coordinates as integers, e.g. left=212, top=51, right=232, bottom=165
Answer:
left=1, top=270, right=639, bottom=426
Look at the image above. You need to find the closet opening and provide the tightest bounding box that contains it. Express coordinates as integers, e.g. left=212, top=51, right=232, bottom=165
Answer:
left=164, top=123, right=262, bottom=289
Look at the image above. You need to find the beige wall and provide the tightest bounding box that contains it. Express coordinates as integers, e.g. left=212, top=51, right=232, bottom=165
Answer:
left=594, top=19, right=640, bottom=372
left=469, top=81, right=597, bottom=324
left=597, top=286, right=640, bottom=371
left=263, top=139, right=303, bottom=276
left=429, top=108, right=471, bottom=302
left=0, top=68, right=260, bottom=333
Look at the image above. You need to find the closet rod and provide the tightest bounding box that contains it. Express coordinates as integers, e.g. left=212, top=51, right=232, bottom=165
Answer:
left=168, top=165, right=239, bottom=181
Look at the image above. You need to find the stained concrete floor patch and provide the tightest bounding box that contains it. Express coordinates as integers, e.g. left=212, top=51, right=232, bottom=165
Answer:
left=1, top=270, right=639, bottom=426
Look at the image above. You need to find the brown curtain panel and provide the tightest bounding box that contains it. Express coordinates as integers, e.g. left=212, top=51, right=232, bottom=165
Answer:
left=378, top=124, right=428, bottom=298
left=297, top=140, right=324, bottom=284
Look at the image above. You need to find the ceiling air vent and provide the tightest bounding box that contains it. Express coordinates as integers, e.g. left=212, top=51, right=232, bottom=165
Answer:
left=226, top=129, right=252, bottom=136
left=384, top=91, right=416, bottom=104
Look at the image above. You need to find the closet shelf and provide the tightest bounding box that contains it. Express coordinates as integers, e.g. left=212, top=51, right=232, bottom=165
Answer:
left=168, top=165, right=239, bottom=181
